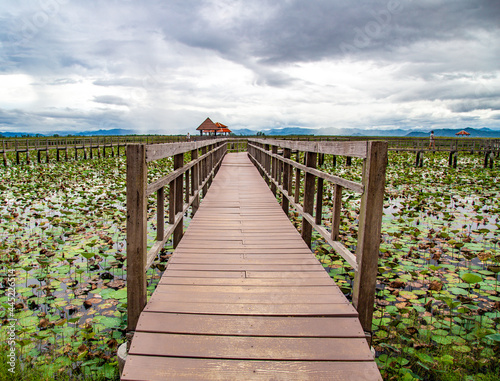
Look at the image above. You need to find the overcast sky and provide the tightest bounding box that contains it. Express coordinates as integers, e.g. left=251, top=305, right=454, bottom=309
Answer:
left=1, top=0, right=499, bottom=135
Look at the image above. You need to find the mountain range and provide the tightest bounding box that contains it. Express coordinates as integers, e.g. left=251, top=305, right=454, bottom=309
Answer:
left=233, top=126, right=500, bottom=138
left=1, top=127, right=500, bottom=138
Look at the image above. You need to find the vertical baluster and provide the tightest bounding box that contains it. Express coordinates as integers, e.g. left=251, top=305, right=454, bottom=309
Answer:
left=301, top=151, right=317, bottom=248
left=331, top=184, right=343, bottom=241
left=282, top=148, right=291, bottom=215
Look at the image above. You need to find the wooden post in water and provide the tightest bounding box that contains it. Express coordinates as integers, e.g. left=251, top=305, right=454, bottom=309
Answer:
left=37, top=140, right=42, bottom=164
left=26, top=139, right=30, bottom=164
left=126, top=144, right=147, bottom=332
left=16, top=140, right=20, bottom=165
left=2, top=140, right=7, bottom=166
left=301, top=151, right=317, bottom=248
left=352, top=141, right=388, bottom=336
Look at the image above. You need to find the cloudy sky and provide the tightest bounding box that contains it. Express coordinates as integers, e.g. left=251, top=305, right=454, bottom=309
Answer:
left=1, top=0, right=499, bottom=135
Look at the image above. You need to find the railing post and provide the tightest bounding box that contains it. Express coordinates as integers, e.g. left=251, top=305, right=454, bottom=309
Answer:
left=352, top=141, right=388, bottom=335
left=191, top=147, right=200, bottom=215
left=201, top=146, right=208, bottom=197
left=3, top=140, right=8, bottom=166
left=315, top=176, right=324, bottom=225
left=157, top=187, right=165, bottom=241
left=126, top=144, right=148, bottom=332
left=294, top=151, right=301, bottom=204
left=331, top=184, right=343, bottom=241
left=173, top=153, right=184, bottom=248
left=282, top=148, right=291, bottom=215
left=301, top=151, right=317, bottom=248
left=271, top=145, right=277, bottom=196
left=264, top=144, right=270, bottom=185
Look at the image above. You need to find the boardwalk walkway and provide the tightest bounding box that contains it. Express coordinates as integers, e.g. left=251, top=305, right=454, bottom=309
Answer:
left=121, top=153, right=381, bottom=380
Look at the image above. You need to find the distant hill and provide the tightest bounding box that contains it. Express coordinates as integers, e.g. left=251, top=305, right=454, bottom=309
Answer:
left=405, top=127, right=500, bottom=138
left=2, top=126, right=499, bottom=138
left=249, top=126, right=500, bottom=138
left=74, top=128, right=137, bottom=136
left=0, top=128, right=137, bottom=137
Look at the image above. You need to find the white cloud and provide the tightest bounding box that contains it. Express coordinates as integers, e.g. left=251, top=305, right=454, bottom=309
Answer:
left=0, top=0, right=499, bottom=134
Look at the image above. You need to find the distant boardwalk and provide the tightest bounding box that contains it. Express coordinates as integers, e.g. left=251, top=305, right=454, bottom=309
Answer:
left=121, top=153, right=381, bottom=380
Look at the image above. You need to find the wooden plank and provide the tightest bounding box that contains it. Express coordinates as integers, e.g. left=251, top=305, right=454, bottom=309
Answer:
left=122, top=356, right=382, bottom=381
left=168, top=257, right=321, bottom=265
left=165, top=263, right=326, bottom=271
left=136, top=313, right=365, bottom=337
left=162, top=270, right=246, bottom=278
left=149, top=291, right=348, bottom=305
left=144, top=300, right=358, bottom=316
left=171, top=248, right=315, bottom=254
left=148, top=285, right=338, bottom=295
left=129, top=333, right=371, bottom=361
left=158, top=277, right=335, bottom=287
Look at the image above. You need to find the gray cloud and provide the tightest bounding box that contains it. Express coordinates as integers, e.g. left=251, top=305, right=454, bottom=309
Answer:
left=93, top=95, right=130, bottom=106
left=0, top=0, right=499, bottom=133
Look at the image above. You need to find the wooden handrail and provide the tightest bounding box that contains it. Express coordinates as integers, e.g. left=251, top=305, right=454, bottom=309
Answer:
left=126, top=139, right=228, bottom=332
left=247, top=138, right=388, bottom=336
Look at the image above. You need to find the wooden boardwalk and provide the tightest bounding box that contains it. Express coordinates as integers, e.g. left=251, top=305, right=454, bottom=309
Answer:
left=121, top=153, right=381, bottom=380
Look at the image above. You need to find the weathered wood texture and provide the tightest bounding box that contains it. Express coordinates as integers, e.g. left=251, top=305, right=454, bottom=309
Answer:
left=0, top=135, right=226, bottom=166
left=122, top=153, right=381, bottom=381
left=126, top=140, right=227, bottom=332
left=247, top=139, right=388, bottom=337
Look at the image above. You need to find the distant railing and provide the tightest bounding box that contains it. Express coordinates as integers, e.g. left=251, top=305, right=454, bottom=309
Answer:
left=226, top=138, right=247, bottom=152
left=126, top=139, right=228, bottom=332
left=0, top=135, right=220, bottom=166
left=247, top=138, right=388, bottom=336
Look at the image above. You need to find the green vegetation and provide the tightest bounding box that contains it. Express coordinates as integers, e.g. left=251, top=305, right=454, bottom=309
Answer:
left=312, top=151, right=500, bottom=380
left=1, top=145, right=499, bottom=380
left=0, top=152, right=174, bottom=380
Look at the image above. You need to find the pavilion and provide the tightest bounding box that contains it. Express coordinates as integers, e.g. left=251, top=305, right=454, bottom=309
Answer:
left=196, top=117, right=232, bottom=136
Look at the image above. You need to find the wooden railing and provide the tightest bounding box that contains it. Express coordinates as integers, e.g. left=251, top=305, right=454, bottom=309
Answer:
left=126, top=139, right=228, bottom=332
left=226, top=138, right=248, bottom=152
left=0, top=135, right=217, bottom=166
left=247, top=139, right=388, bottom=336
